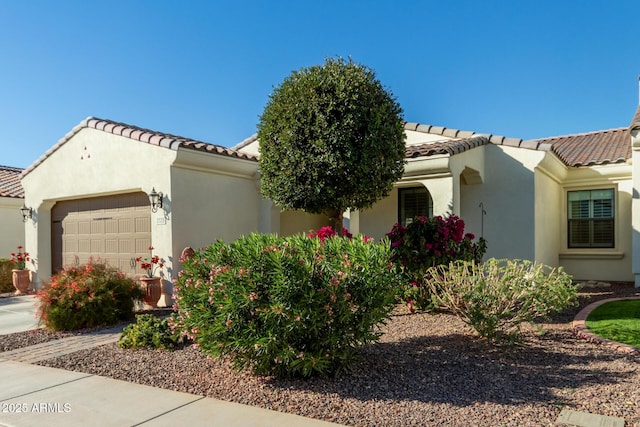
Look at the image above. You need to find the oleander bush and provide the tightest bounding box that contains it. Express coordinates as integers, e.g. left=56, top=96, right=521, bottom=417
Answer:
left=426, top=258, right=577, bottom=343
left=119, top=314, right=183, bottom=350
left=386, top=215, right=487, bottom=311
left=37, top=260, right=144, bottom=331
left=173, top=233, right=398, bottom=378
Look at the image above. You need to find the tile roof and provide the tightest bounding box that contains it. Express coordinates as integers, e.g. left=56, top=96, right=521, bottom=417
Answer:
left=405, top=135, right=490, bottom=158
left=23, top=117, right=257, bottom=177
left=0, top=165, right=25, bottom=198
left=403, top=122, right=632, bottom=167
left=533, top=128, right=630, bottom=167
left=403, top=122, right=552, bottom=160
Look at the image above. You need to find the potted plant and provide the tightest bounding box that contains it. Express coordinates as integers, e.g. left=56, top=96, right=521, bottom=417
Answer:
left=10, top=246, right=30, bottom=295
left=135, top=246, right=165, bottom=308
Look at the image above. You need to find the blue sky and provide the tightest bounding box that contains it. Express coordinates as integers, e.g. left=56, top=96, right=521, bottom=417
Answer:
left=1, top=0, right=639, bottom=168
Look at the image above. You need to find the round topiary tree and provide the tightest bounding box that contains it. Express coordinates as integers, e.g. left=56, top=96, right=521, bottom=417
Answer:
left=257, top=57, right=406, bottom=234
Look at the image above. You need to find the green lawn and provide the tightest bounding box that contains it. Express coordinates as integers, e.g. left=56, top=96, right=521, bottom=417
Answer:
left=585, top=299, right=640, bottom=348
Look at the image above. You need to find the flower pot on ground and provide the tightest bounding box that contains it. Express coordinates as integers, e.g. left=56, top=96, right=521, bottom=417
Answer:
left=135, top=246, right=166, bottom=309
left=139, top=276, right=162, bottom=309
left=12, top=269, right=30, bottom=295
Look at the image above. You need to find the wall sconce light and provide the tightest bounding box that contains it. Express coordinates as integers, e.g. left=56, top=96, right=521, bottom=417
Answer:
left=20, top=204, right=33, bottom=222
left=149, top=188, right=163, bottom=213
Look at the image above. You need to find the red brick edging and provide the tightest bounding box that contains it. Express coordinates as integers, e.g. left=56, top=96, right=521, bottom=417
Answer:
left=572, top=297, right=640, bottom=355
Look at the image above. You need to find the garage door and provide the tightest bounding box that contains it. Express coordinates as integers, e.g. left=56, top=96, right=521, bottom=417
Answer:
left=52, top=192, right=152, bottom=274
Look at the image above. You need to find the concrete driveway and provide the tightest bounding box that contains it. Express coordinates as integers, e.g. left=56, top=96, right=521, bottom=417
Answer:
left=0, top=295, right=40, bottom=335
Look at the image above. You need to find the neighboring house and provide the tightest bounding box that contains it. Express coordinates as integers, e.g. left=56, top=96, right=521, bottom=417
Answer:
left=21, top=106, right=640, bottom=304
left=0, top=165, right=26, bottom=258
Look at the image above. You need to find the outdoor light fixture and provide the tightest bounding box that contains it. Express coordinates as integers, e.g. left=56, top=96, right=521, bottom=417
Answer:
left=149, top=188, right=163, bottom=213
left=20, top=204, right=33, bottom=222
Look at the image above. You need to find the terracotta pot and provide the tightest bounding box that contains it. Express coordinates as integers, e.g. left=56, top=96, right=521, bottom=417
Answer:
left=12, top=269, right=31, bottom=295
left=139, top=276, right=162, bottom=308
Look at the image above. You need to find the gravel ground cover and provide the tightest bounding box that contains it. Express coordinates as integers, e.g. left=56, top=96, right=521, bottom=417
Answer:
left=3, top=285, right=639, bottom=426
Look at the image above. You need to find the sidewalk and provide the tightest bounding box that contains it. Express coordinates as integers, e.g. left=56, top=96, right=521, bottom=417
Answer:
left=0, top=294, right=39, bottom=335
left=0, top=323, right=343, bottom=427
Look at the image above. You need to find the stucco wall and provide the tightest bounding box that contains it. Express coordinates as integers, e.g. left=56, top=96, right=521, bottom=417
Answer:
left=21, top=128, right=177, bottom=284
left=450, top=145, right=543, bottom=261
left=0, top=197, right=25, bottom=259
left=170, top=159, right=262, bottom=251
left=632, top=129, right=640, bottom=287
left=533, top=165, right=562, bottom=267
left=557, top=165, right=633, bottom=282
left=279, top=210, right=328, bottom=236
left=358, top=188, right=398, bottom=241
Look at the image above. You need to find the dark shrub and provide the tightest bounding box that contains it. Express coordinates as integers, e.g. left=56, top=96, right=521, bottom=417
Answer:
left=0, top=258, right=16, bottom=293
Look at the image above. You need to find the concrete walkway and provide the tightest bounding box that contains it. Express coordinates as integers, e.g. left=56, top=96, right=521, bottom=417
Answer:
left=0, top=303, right=343, bottom=427
left=0, top=294, right=40, bottom=335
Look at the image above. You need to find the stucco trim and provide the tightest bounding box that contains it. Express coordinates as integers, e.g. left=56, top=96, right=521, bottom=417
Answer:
left=559, top=251, right=625, bottom=260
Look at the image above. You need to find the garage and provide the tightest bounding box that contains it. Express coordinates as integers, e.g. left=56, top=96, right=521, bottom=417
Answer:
left=51, top=192, right=151, bottom=274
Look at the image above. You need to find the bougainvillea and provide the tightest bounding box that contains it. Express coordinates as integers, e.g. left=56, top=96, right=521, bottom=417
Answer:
left=387, top=214, right=487, bottom=311
left=308, top=226, right=353, bottom=241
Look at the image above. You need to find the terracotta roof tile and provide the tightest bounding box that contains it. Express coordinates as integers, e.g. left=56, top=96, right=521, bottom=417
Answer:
left=23, top=117, right=257, bottom=177
left=533, top=128, right=630, bottom=167
left=403, top=120, right=630, bottom=167
left=442, top=128, right=459, bottom=138
left=405, top=136, right=490, bottom=158
left=0, top=165, right=25, bottom=198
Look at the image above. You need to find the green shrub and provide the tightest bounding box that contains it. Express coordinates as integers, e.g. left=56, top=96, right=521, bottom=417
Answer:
left=386, top=215, right=487, bottom=311
left=426, top=258, right=577, bottom=344
left=36, top=260, right=144, bottom=331
left=0, top=258, right=16, bottom=293
left=173, top=233, right=398, bottom=378
left=119, top=314, right=182, bottom=350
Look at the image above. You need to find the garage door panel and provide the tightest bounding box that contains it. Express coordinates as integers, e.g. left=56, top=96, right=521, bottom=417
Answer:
left=65, top=238, right=78, bottom=253
left=135, top=217, right=150, bottom=233
left=105, top=219, right=118, bottom=233
left=78, top=239, right=91, bottom=253
left=65, top=222, right=78, bottom=235
left=91, top=239, right=105, bottom=253
left=118, top=218, right=134, bottom=233
left=78, top=221, right=91, bottom=235
left=105, top=239, right=118, bottom=254
left=91, top=220, right=105, bottom=234
left=52, top=192, right=152, bottom=272
left=119, top=239, right=133, bottom=254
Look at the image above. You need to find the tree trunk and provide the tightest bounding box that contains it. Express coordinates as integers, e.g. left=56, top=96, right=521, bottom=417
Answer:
left=325, top=208, right=344, bottom=236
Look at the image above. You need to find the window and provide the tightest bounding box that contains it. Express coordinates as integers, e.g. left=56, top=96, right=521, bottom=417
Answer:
left=567, top=189, right=614, bottom=248
left=399, top=187, right=433, bottom=226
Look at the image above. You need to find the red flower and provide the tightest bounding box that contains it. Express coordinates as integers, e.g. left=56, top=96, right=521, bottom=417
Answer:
left=135, top=249, right=166, bottom=278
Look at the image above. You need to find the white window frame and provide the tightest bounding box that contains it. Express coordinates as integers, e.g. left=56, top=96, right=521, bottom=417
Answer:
left=566, top=187, right=615, bottom=249
left=398, top=186, right=433, bottom=226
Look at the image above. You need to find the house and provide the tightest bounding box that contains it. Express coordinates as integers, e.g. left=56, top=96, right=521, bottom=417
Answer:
left=235, top=109, right=637, bottom=285
left=21, top=106, right=640, bottom=305
left=19, top=118, right=325, bottom=304
left=0, top=165, right=26, bottom=258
